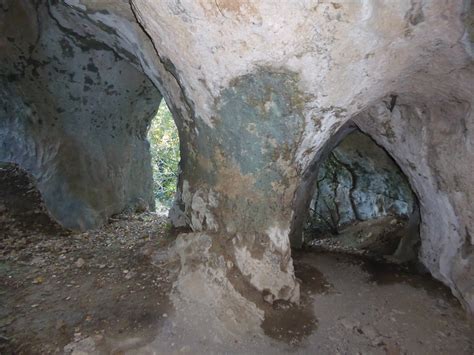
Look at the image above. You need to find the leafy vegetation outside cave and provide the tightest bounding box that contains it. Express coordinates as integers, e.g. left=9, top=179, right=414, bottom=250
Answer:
left=148, top=101, right=180, bottom=212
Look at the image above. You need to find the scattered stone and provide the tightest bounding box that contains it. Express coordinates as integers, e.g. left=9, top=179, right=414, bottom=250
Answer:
left=360, top=324, right=379, bottom=341
left=63, top=335, right=103, bottom=355
left=125, top=271, right=136, bottom=280
left=30, top=256, right=46, bottom=266
left=263, top=293, right=274, bottom=304
left=340, top=318, right=360, bottom=331
left=33, top=276, right=44, bottom=284
left=180, top=345, right=191, bottom=352
left=75, top=258, right=85, bottom=268
left=372, top=337, right=385, bottom=347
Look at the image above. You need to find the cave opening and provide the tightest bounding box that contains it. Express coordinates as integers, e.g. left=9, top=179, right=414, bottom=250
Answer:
left=147, top=100, right=180, bottom=214
left=301, top=128, right=421, bottom=264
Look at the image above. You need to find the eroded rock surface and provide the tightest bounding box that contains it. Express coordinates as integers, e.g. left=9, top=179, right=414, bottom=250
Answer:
left=0, top=0, right=161, bottom=230
left=131, top=0, right=474, bottom=313
left=308, top=130, right=415, bottom=232
left=302, top=130, right=420, bottom=262
left=1, top=0, right=473, bottom=317
left=0, top=162, right=66, bottom=237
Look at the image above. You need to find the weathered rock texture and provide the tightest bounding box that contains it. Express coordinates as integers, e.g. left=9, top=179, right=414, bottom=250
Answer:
left=0, top=162, right=66, bottom=236
left=131, top=0, right=474, bottom=313
left=1, top=1, right=473, bottom=315
left=307, top=130, right=415, bottom=234
left=0, top=0, right=161, bottom=230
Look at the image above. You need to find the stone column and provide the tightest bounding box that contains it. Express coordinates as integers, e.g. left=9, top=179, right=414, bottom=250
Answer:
left=169, top=69, right=309, bottom=302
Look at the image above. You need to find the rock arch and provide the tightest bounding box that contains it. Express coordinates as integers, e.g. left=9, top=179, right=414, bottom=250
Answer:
left=291, top=86, right=474, bottom=313
left=0, top=0, right=167, bottom=230
left=1, top=0, right=472, bottom=316
left=353, top=93, right=474, bottom=313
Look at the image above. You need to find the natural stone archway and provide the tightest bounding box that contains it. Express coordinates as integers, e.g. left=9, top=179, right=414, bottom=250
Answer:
left=0, top=0, right=162, bottom=230
left=129, top=0, right=473, bottom=315
left=302, top=129, right=420, bottom=262
left=1, top=0, right=473, bottom=321
left=353, top=93, right=474, bottom=314
left=293, top=89, right=474, bottom=313
left=290, top=122, right=357, bottom=249
left=309, top=131, right=416, bottom=227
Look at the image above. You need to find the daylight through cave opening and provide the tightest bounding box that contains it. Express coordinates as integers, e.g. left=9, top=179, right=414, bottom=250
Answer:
left=148, top=100, right=180, bottom=214
left=302, top=129, right=421, bottom=264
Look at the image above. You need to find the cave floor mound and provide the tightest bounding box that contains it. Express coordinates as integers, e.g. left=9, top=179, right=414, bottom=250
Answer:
left=306, top=216, right=412, bottom=259
left=0, top=214, right=472, bottom=354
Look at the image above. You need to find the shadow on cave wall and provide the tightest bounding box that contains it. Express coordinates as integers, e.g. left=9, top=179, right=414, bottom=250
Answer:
left=302, top=129, right=421, bottom=264
left=0, top=162, right=67, bottom=237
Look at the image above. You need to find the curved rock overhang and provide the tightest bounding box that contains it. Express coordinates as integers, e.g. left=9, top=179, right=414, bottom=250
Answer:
left=1, top=0, right=473, bottom=315
left=0, top=0, right=190, bottom=230
left=130, top=0, right=473, bottom=313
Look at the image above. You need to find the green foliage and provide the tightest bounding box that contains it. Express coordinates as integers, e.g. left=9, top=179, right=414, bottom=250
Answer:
left=148, top=102, right=180, bottom=210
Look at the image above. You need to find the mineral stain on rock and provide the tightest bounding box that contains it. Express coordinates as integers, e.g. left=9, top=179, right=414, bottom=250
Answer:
left=216, top=68, right=305, bottom=181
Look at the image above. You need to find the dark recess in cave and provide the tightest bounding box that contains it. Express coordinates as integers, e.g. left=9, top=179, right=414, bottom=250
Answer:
left=303, top=129, right=421, bottom=264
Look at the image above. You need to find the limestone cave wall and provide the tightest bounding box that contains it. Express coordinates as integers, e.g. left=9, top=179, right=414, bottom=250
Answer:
left=307, top=130, right=415, bottom=234
left=130, top=0, right=473, bottom=313
left=1, top=0, right=473, bottom=317
left=0, top=0, right=161, bottom=230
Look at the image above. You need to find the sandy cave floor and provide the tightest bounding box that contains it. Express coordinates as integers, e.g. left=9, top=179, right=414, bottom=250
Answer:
left=0, top=212, right=472, bottom=354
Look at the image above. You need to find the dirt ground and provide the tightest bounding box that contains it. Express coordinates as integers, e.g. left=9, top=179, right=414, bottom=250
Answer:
left=2, top=219, right=473, bottom=354
left=1, top=166, right=473, bottom=354
left=0, top=165, right=176, bottom=353
left=0, top=210, right=176, bottom=354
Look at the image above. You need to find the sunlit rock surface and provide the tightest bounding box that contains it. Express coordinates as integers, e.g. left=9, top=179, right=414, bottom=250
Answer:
left=1, top=0, right=473, bottom=315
